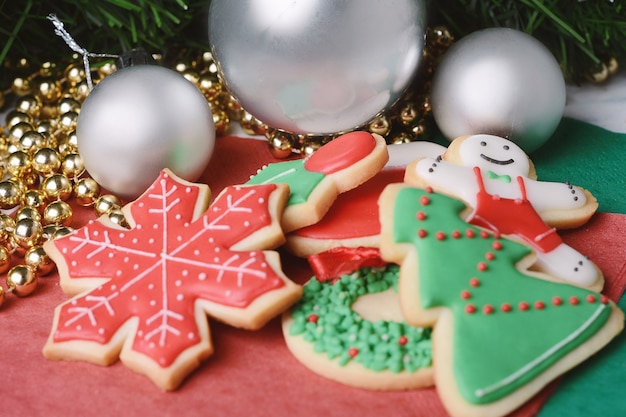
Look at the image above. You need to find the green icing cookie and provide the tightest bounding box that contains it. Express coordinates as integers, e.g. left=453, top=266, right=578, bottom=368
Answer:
left=289, top=265, right=432, bottom=373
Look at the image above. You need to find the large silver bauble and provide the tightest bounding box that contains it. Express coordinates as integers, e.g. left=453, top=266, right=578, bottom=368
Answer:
left=209, top=0, right=426, bottom=135
left=431, top=28, right=566, bottom=153
left=77, top=65, right=215, bottom=199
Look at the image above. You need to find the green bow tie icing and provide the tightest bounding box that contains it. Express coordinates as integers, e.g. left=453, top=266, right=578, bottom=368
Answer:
left=380, top=184, right=622, bottom=416
left=486, top=170, right=512, bottom=183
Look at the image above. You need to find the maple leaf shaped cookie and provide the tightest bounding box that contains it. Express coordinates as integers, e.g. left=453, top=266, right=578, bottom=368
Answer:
left=43, top=169, right=302, bottom=391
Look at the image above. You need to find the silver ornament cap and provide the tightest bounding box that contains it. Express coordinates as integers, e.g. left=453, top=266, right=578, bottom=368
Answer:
left=209, top=0, right=426, bottom=135
left=77, top=65, right=215, bottom=199
left=431, top=28, right=566, bottom=153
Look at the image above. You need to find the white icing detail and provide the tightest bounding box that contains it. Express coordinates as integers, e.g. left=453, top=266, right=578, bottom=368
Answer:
left=59, top=177, right=276, bottom=351
left=66, top=292, right=119, bottom=327
left=475, top=304, right=607, bottom=398
left=256, top=167, right=297, bottom=184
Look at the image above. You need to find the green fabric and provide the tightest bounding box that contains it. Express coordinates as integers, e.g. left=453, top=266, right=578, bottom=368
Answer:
left=532, top=118, right=626, bottom=215
left=538, top=294, right=626, bottom=417
left=428, top=117, right=626, bottom=214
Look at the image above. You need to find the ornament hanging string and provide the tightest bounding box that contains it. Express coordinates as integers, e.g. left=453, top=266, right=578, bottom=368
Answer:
left=47, top=14, right=119, bottom=90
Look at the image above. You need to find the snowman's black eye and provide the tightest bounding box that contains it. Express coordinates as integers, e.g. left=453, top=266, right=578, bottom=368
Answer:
left=480, top=141, right=486, bottom=147
left=503, top=145, right=509, bottom=150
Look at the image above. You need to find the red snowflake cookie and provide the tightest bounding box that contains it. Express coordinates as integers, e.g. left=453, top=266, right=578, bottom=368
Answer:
left=42, top=169, right=302, bottom=391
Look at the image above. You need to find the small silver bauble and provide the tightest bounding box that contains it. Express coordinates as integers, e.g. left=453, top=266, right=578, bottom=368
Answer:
left=209, top=0, right=426, bottom=135
left=431, top=28, right=566, bottom=153
left=77, top=65, right=215, bottom=199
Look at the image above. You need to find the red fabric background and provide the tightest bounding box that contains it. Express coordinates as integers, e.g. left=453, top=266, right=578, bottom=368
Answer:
left=4, top=136, right=625, bottom=417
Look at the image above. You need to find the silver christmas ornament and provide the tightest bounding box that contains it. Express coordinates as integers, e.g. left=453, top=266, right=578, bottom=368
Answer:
left=431, top=28, right=566, bottom=153
left=77, top=65, right=215, bottom=199
left=209, top=0, right=426, bottom=135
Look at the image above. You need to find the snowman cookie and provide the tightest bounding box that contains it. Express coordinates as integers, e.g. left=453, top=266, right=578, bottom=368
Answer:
left=405, top=134, right=601, bottom=290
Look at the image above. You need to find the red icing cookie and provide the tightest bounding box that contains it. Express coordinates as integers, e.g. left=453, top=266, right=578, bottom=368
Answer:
left=42, top=169, right=302, bottom=391
left=247, top=132, right=388, bottom=233
left=286, top=168, right=404, bottom=257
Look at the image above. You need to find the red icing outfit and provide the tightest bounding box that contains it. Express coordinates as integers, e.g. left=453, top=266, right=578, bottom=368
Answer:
left=467, top=166, right=562, bottom=253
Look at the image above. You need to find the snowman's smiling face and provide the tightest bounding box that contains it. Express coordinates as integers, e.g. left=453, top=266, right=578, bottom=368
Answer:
left=458, top=134, right=530, bottom=177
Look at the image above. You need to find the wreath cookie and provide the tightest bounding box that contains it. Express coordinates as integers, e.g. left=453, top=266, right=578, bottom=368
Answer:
left=246, top=131, right=388, bottom=233
left=43, top=169, right=302, bottom=391
left=405, top=134, right=602, bottom=290
left=282, top=263, right=434, bottom=390
left=378, top=183, right=624, bottom=417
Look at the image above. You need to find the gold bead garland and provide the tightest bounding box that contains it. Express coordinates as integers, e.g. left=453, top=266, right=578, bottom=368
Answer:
left=0, top=55, right=130, bottom=308
left=0, top=26, right=455, bottom=309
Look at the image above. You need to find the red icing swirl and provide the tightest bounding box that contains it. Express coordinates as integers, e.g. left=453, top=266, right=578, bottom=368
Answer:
left=304, top=131, right=376, bottom=174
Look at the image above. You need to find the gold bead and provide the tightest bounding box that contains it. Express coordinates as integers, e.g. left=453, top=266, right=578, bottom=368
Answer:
left=34, top=76, right=62, bottom=104
left=97, top=62, right=117, bottom=78
left=368, top=116, right=391, bottom=137
left=0, top=214, right=16, bottom=243
left=586, top=63, right=609, bottom=83
left=22, top=189, right=46, bottom=211
left=0, top=247, right=10, bottom=275
left=607, top=57, right=619, bottom=75
left=390, top=132, right=413, bottom=145
left=57, top=111, right=79, bottom=133
left=240, top=111, right=268, bottom=136
left=15, top=95, right=42, bottom=119
left=0, top=180, right=23, bottom=209
left=6, top=265, right=37, bottom=297
left=302, top=137, right=324, bottom=157
left=58, top=130, right=79, bottom=155
left=18, top=130, right=46, bottom=154
left=36, top=121, right=55, bottom=135
left=6, top=150, right=32, bottom=177
left=410, top=122, right=428, bottom=139
left=267, top=131, right=294, bottom=159
left=11, top=76, right=30, bottom=96
left=61, top=153, right=85, bottom=178
left=7, top=120, right=33, bottom=141
left=74, top=178, right=101, bottom=206
left=198, top=73, right=223, bottom=101
left=58, top=97, right=81, bottom=115
left=39, top=61, right=59, bottom=77
left=70, top=79, right=91, bottom=102
left=15, top=207, right=42, bottom=223
left=43, top=200, right=73, bottom=226
left=212, top=110, right=230, bottom=136
left=42, top=224, right=60, bottom=239
left=25, top=246, right=55, bottom=276
left=52, top=226, right=74, bottom=239
left=32, top=147, right=62, bottom=175
left=108, top=208, right=130, bottom=229
left=12, top=217, right=43, bottom=249
left=64, top=64, right=86, bottom=87
left=225, top=94, right=244, bottom=120
left=41, top=174, right=73, bottom=201
left=0, top=286, right=4, bottom=308
left=399, top=103, right=418, bottom=125
left=429, top=26, right=454, bottom=49
left=182, top=69, right=200, bottom=85
left=94, top=194, right=122, bottom=216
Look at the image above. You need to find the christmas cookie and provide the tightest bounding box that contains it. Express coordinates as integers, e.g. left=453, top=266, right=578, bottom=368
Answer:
left=282, top=262, right=434, bottom=390
left=378, top=183, right=624, bottom=417
left=246, top=131, right=388, bottom=233
left=285, top=141, right=446, bottom=257
left=42, top=169, right=302, bottom=391
left=405, top=134, right=602, bottom=289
